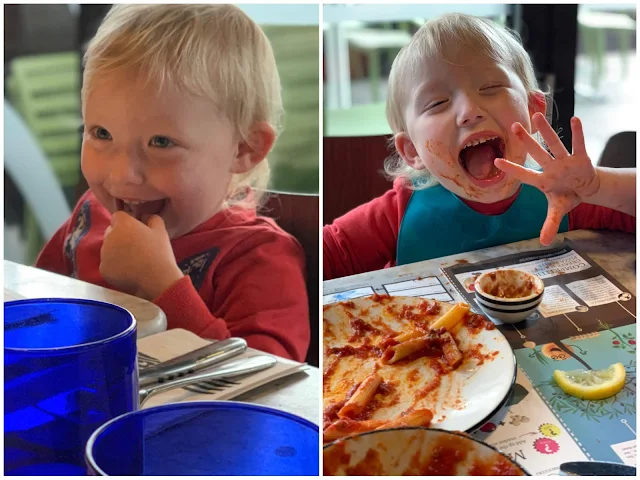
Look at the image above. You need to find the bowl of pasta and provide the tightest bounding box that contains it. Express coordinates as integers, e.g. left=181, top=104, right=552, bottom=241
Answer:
left=323, top=427, right=528, bottom=476
left=474, top=269, right=544, bottom=324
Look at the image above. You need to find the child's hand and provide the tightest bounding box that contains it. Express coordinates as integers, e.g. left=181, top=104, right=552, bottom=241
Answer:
left=100, top=212, right=184, bottom=301
left=494, top=113, right=600, bottom=246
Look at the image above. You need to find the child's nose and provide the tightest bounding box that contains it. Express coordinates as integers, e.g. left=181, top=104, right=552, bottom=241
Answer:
left=109, top=152, right=144, bottom=185
left=456, top=96, right=486, bottom=128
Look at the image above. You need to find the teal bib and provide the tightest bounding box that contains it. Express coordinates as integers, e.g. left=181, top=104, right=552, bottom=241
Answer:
left=396, top=184, right=568, bottom=265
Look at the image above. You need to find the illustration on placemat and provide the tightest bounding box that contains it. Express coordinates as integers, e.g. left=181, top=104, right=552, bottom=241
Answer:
left=322, top=286, right=375, bottom=305
left=443, top=241, right=636, bottom=465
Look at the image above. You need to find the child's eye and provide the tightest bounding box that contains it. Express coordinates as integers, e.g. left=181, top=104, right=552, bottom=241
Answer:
left=91, top=126, right=112, bottom=140
left=149, top=136, right=175, bottom=148
left=481, top=84, right=503, bottom=91
left=426, top=100, right=448, bottom=111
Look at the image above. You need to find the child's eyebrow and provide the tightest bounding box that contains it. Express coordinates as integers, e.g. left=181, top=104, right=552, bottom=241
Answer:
left=412, top=80, right=444, bottom=104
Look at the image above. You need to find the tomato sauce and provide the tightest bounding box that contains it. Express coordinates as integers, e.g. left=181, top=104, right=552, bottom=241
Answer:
left=322, top=441, right=350, bottom=475
left=463, top=312, right=495, bottom=334
left=371, top=293, right=392, bottom=303
left=344, top=448, right=384, bottom=476
left=349, top=318, right=380, bottom=341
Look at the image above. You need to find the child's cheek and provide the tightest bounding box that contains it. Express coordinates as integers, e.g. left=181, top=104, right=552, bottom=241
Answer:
left=423, top=140, right=456, bottom=167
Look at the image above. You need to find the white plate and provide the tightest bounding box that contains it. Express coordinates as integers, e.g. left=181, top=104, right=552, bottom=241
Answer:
left=323, top=295, right=516, bottom=434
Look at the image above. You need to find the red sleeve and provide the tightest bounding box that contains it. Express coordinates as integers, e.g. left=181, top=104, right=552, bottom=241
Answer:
left=569, top=203, right=636, bottom=233
left=323, top=179, right=412, bottom=280
left=35, top=219, right=72, bottom=274
left=154, top=232, right=310, bottom=362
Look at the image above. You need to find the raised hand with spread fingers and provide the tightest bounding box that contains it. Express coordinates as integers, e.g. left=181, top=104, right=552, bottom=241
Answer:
left=495, top=112, right=635, bottom=245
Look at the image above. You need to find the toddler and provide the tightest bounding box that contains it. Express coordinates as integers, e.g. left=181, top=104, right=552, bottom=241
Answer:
left=324, top=13, right=635, bottom=279
left=37, top=4, right=310, bottom=361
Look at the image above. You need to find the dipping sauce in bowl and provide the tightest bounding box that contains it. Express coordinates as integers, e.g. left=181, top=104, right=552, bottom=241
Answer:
left=323, top=427, right=528, bottom=476
left=474, top=269, right=544, bottom=324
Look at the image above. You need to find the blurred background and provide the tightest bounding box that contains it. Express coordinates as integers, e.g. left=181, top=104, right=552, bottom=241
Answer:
left=4, top=4, right=320, bottom=264
left=323, top=3, right=637, bottom=224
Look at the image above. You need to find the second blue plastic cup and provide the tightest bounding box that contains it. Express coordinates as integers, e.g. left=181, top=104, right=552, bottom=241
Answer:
left=85, top=402, right=320, bottom=476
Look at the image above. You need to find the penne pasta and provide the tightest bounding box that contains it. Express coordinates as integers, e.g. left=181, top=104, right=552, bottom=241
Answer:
left=393, top=330, right=422, bottom=343
left=381, top=335, right=430, bottom=365
left=440, top=332, right=463, bottom=368
left=429, top=303, right=469, bottom=331
left=379, top=408, right=434, bottom=429
left=337, top=372, right=383, bottom=419
left=323, top=418, right=387, bottom=443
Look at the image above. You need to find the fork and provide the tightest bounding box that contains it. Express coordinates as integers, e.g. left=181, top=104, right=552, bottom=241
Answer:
left=138, top=351, right=240, bottom=394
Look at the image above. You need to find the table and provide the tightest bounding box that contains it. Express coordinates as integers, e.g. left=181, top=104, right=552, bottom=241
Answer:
left=235, top=368, right=320, bottom=425
left=324, top=229, right=636, bottom=474
left=323, top=4, right=508, bottom=109
left=4, top=260, right=167, bottom=338
left=324, top=230, right=635, bottom=295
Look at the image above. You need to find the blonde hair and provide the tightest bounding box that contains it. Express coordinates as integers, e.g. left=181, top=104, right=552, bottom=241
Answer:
left=385, top=13, right=545, bottom=189
left=82, top=4, right=283, bottom=207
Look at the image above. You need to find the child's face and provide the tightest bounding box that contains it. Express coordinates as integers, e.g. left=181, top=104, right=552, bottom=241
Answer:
left=82, top=70, right=243, bottom=238
left=396, top=50, right=544, bottom=203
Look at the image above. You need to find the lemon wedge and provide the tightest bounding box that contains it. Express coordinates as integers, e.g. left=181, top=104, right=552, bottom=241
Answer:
left=553, top=363, right=626, bottom=400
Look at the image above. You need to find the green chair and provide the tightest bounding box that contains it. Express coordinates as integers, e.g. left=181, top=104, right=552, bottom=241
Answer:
left=262, top=26, right=319, bottom=194
left=6, top=52, right=82, bottom=263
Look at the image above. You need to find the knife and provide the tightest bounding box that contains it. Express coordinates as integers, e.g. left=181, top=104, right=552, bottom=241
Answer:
left=138, top=337, right=247, bottom=388
left=559, top=461, right=636, bottom=476
left=138, top=355, right=277, bottom=405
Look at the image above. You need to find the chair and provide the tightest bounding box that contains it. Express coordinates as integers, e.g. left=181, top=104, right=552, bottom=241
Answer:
left=262, top=25, right=319, bottom=194
left=6, top=52, right=82, bottom=262
left=323, top=134, right=394, bottom=225
left=596, top=131, right=636, bottom=169
left=4, top=99, right=72, bottom=262
left=263, top=191, right=319, bottom=367
left=7, top=52, right=83, bottom=189
left=346, top=26, right=413, bottom=103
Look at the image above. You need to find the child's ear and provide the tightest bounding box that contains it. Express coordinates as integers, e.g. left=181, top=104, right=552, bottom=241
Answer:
left=231, top=122, right=276, bottom=174
left=395, top=132, right=425, bottom=170
left=528, top=92, right=547, bottom=130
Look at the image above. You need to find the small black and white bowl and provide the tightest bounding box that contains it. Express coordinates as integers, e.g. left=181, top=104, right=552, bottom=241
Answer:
left=474, top=269, right=544, bottom=324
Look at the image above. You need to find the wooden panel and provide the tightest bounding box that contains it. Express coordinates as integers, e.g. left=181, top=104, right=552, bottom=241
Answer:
left=323, top=134, right=394, bottom=225
left=263, top=191, right=320, bottom=367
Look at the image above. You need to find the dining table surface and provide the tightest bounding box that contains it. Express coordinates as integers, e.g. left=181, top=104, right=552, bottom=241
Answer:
left=4, top=259, right=320, bottom=424
left=324, top=229, right=635, bottom=296
left=4, top=260, right=168, bottom=338
left=322, top=229, right=636, bottom=474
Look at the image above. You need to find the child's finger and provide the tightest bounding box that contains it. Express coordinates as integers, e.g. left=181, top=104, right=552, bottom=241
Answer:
left=570, top=117, right=587, bottom=156
left=146, top=214, right=167, bottom=232
left=511, top=122, right=553, bottom=168
left=494, top=158, right=542, bottom=187
left=532, top=112, right=569, bottom=160
left=539, top=204, right=563, bottom=246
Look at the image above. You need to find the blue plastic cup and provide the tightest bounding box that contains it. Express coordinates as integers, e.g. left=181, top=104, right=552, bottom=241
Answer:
left=4, top=298, right=137, bottom=476
left=85, top=402, right=319, bottom=476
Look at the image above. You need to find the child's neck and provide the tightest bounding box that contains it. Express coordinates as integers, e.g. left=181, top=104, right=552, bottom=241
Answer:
left=457, top=185, right=521, bottom=215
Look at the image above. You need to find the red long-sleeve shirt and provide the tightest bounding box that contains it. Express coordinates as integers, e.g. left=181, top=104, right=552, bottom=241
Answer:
left=324, top=179, right=636, bottom=280
left=37, top=191, right=310, bottom=361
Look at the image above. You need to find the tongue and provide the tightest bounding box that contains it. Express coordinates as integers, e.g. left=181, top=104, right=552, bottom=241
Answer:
left=125, top=200, right=166, bottom=221
left=461, top=143, right=499, bottom=180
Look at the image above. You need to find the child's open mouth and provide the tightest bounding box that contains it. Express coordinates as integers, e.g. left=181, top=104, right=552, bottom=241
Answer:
left=458, top=136, right=506, bottom=187
left=116, top=198, right=168, bottom=222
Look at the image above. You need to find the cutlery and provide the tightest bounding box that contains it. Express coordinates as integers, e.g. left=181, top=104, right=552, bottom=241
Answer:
left=138, top=337, right=247, bottom=388
left=138, top=355, right=277, bottom=405
left=559, top=461, right=636, bottom=476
